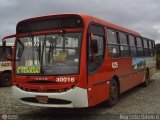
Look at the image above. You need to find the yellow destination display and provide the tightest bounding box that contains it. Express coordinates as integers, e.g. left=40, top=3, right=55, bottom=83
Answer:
left=17, top=66, right=40, bottom=74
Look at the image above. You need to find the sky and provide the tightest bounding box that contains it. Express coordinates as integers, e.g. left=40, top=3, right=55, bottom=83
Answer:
left=0, top=0, right=160, bottom=44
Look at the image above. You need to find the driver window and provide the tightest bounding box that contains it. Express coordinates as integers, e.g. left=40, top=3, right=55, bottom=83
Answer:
left=88, top=24, right=105, bottom=74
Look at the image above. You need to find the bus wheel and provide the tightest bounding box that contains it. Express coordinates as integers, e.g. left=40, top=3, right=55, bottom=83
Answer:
left=104, top=78, right=118, bottom=107
left=1, top=73, right=12, bottom=87
left=141, top=69, right=149, bottom=87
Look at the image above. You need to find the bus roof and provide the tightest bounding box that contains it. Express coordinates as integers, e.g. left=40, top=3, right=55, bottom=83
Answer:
left=17, top=13, right=140, bottom=36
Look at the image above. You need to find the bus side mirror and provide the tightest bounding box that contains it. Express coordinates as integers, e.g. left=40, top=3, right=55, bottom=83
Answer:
left=2, top=41, right=6, bottom=53
left=91, top=39, right=98, bottom=54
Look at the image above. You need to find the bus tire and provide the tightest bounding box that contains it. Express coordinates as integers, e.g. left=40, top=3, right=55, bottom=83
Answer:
left=1, top=73, right=12, bottom=87
left=104, top=78, right=118, bottom=107
left=141, top=69, right=149, bottom=87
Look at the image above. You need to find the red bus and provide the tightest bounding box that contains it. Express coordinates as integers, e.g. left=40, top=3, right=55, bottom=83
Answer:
left=0, top=35, right=15, bottom=86
left=3, top=14, right=156, bottom=108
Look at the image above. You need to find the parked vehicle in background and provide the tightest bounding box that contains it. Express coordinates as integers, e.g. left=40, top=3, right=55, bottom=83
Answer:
left=156, top=44, right=160, bottom=69
left=0, top=35, right=15, bottom=86
left=3, top=14, right=156, bottom=107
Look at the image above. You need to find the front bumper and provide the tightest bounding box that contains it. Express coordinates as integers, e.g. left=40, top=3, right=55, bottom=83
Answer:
left=12, top=86, right=88, bottom=108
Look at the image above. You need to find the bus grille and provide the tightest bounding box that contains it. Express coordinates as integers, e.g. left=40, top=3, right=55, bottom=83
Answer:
left=21, top=97, right=71, bottom=104
left=27, top=80, right=58, bottom=85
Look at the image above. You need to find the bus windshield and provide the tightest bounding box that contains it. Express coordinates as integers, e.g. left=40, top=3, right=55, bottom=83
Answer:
left=15, top=32, right=82, bottom=75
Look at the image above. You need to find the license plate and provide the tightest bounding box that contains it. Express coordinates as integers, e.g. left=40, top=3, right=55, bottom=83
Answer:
left=36, top=96, right=48, bottom=104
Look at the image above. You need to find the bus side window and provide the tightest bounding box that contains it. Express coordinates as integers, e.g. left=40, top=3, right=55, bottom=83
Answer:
left=129, top=35, right=137, bottom=57
left=151, top=41, right=156, bottom=56
left=119, top=32, right=129, bottom=57
left=107, top=29, right=120, bottom=58
left=143, top=39, right=149, bottom=57
left=148, top=40, right=152, bottom=56
left=87, top=24, right=105, bottom=74
left=136, top=37, right=144, bottom=57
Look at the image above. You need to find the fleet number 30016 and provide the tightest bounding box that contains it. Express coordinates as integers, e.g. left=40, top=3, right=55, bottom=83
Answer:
left=56, top=77, right=75, bottom=83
